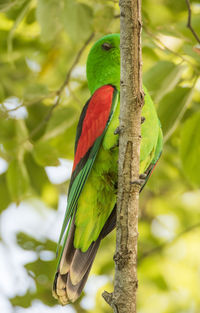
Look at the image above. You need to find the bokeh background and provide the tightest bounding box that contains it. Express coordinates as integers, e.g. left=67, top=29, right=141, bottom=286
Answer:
left=0, top=0, right=200, bottom=312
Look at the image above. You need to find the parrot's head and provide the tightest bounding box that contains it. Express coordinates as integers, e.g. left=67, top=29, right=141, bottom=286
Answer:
left=86, top=34, right=120, bottom=94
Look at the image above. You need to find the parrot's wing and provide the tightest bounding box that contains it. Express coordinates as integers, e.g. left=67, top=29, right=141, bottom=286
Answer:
left=57, top=85, right=119, bottom=255
left=140, top=125, right=163, bottom=191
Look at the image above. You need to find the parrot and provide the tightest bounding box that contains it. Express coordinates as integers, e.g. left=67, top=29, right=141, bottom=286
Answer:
left=52, top=33, right=163, bottom=305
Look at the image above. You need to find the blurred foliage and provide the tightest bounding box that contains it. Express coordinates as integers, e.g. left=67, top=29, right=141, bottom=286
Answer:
left=0, top=0, right=200, bottom=312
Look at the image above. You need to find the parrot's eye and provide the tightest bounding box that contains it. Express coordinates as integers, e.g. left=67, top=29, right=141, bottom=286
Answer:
left=102, top=42, right=112, bottom=51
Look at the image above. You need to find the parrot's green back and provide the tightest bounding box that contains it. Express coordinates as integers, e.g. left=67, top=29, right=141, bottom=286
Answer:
left=53, top=34, right=163, bottom=305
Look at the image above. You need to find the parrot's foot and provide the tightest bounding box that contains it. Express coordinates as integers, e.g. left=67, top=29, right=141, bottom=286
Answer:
left=131, top=179, right=144, bottom=186
left=139, top=173, right=147, bottom=185
left=139, top=173, right=147, bottom=180
left=141, top=116, right=145, bottom=124
left=110, top=131, right=119, bottom=150
left=131, top=174, right=147, bottom=187
left=109, top=127, right=120, bottom=150
left=114, top=126, right=121, bottom=135
left=110, top=141, right=119, bottom=150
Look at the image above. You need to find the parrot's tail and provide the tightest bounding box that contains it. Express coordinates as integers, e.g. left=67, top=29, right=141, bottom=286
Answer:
left=52, top=207, right=116, bottom=305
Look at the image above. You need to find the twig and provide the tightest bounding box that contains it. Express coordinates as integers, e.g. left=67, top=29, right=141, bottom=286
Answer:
left=102, top=291, right=119, bottom=313
left=22, top=92, right=56, bottom=107
left=0, top=0, right=23, bottom=12
left=7, top=1, right=31, bottom=55
left=56, top=32, right=94, bottom=97
left=27, top=32, right=94, bottom=141
left=28, top=95, right=60, bottom=140
left=143, top=25, right=200, bottom=75
left=185, top=0, right=200, bottom=44
left=68, top=85, right=82, bottom=107
left=139, top=221, right=200, bottom=263
left=2, top=93, right=55, bottom=112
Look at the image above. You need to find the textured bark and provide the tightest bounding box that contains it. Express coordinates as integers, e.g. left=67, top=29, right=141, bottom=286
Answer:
left=103, top=0, right=143, bottom=312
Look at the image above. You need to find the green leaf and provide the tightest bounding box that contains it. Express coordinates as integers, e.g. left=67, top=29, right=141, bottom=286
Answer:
left=0, top=116, right=15, bottom=142
left=10, top=291, right=34, bottom=308
left=0, top=83, right=5, bottom=101
left=26, top=103, right=49, bottom=141
left=142, top=46, right=159, bottom=62
left=164, top=0, right=188, bottom=13
left=25, top=7, right=36, bottom=24
left=24, top=153, right=49, bottom=195
left=33, top=140, right=59, bottom=166
left=0, top=174, right=11, bottom=212
left=0, top=0, right=24, bottom=12
left=62, top=0, right=93, bottom=42
left=6, top=159, right=29, bottom=203
left=42, top=106, right=78, bottom=141
left=94, top=6, right=114, bottom=33
left=50, top=122, right=77, bottom=159
left=15, top=119, right=29, bottom=140
left=17, top=232, right=57, bottom=252
left=180, top=112, right=200, bottom=186
left=143, top=61, right=185, bottom=103
left=152, top=274, right=168, bottom=291
left=23, top=83, right=50, bottom=101
left=24, top=258, right=56, bottom=306
left=0, top=0, right=12, bottom=11
left=183, top=43, right=200, bottom=65
left=3, top=120, right=29, bottom=156
left=158, top=87, right=193, bottom=139
left=36, top=0, right=62, bottom=41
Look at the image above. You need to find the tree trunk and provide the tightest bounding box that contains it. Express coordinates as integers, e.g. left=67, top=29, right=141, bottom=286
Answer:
left=103, top=0, right=143, bottom=312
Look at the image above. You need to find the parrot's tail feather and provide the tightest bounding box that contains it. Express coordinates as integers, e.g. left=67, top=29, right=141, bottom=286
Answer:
left=59, top=221, right=76, bottom=274
left=70, top=240, right=100, bottom=285
left=53, top=261, right=93, bottom=305
left=53, top=220, right=101, bottom=304
left=53, top=208, right=116, bottom=305
left=66, top=260, right=93, bottom=302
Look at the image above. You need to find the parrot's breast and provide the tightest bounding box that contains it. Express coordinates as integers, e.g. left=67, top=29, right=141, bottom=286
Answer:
left=74, top=145, right=118, bottom=252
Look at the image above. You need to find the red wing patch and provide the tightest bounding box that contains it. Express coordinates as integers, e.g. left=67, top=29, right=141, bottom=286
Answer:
left=72, top=85, right=115, bottom=172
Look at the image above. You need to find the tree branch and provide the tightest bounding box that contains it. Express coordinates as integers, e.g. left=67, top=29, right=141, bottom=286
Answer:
left=103, top=1, right=143, bottom=312
left=185, top=0, right=200, bottom=44
left=102, top=291, right=119, bottom=313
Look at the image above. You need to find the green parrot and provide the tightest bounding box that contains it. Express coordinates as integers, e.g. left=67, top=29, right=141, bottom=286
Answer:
left=53, top=34, right=163, bottom=305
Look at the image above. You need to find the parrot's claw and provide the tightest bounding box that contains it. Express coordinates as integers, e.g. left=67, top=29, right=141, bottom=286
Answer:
left=141, top=116, right=145, bottom=124
left=138, top=173, right=147, bottom=185
left=139, top=173, right=147, bottom=180
left=114, top=126, right=121, bottom=135
left=131, top=179, right=144, bottom=186
left=131, top=174, right=147, bottom=187
left=110, top=141, right=119, bottom=150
